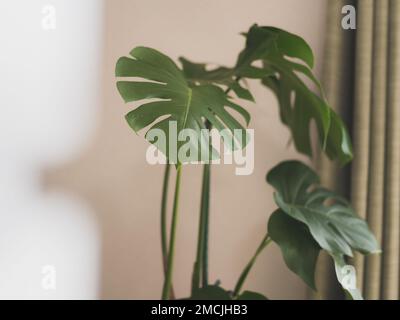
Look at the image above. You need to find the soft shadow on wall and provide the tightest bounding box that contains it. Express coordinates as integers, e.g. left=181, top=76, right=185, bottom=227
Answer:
left=46, top=0, right=328, bottom=299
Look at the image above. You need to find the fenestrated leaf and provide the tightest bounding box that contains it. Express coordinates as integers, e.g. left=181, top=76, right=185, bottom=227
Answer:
left=116, top=47, right=250, bottom=164
left=170, top=26, right=353, bottom=165
left=266, top=160, right=380, bottom=257
left=191, top=285, right=232, bottom=300
left=239, top=25, right=353, bottom=165
left=268, top=210, right=320, bottom=290
left=261, top=64, right=331, bottom=158
left=236, top=291, right=268, bottom=300
left=266, top=161, right=380, bottom=299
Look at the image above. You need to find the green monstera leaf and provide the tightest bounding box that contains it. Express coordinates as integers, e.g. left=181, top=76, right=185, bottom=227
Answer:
left=266, top=160, right=380, bottom=299
left=177, top=25, right=353, bottom=165
left=267, top=161, right=379, bottom=256
left=268, top=210, right=320, bottom=290
left=246, top=25, right=352, bottom=165
left=116, top=47, right=250, bottom=164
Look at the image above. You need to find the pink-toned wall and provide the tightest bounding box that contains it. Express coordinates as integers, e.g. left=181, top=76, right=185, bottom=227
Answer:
left=47, top=0, right=328, bottom=299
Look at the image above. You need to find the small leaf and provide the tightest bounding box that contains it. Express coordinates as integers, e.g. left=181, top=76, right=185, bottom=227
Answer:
left=191, top=285, right=232, bottom=300
left=268, top=210, right=320, bottom=290
left=237, top=291, right=268, bottom=300
left=333, top=255, right=363, bottom=300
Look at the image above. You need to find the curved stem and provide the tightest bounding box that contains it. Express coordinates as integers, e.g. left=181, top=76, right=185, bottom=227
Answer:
left=162, top=165, right=183, bottom=300
left=233, top=234, right=272, bottom=297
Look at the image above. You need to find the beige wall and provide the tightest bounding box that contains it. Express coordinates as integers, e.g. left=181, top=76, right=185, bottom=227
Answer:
left=47, top=0, right=328, bottom=299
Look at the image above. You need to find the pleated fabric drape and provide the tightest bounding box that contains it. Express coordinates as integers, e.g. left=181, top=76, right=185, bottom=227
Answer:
left=313, top=0, right=400, bottom=300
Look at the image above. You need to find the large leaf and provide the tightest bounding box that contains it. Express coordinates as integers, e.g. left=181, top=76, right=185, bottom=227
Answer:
left=116, top=47, right=250, bottom=164
left=251, top=26, right=352, bottom=165
left=266, top=161, right=380, bottom=298
left=178, top=25, right=353, bottom=165
left=268, top=210, right=320, bottom=290
left=267, top=161, right=379, bottom=257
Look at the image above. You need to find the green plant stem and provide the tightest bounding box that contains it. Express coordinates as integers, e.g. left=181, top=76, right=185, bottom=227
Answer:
left=191, top=159, right=211, bottom=294
left=160, top=164, right=175, bottom=299
left=201, top=119, right=213, bottom=288
left=161, top=164, right=170, bottom=275
left=201, top=161, right=210, bottom=288
left=161, top=165, right=183, bottom=300
left=233, top=234, right=272, bottom=297
left=191, top=81, right=240, bottom=294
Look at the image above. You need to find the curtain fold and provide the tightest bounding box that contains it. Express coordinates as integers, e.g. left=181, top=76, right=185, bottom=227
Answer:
left=382, top=0, right=400, bottom=300
left=364, top=0, right=388, bottom=300
left=350, top=0, right=374, bottom=296
left=315, top=0, right=400, bottom=300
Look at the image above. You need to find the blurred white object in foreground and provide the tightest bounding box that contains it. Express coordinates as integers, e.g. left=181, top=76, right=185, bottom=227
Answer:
left=0, top=0, right=104, bottom=299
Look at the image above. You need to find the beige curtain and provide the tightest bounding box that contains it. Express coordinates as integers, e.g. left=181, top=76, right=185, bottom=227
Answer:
left=314, top=0, right=400, bottom=300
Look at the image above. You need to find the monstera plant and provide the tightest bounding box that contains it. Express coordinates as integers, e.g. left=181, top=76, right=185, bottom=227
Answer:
left=115, top=24, right=379, bottom=300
